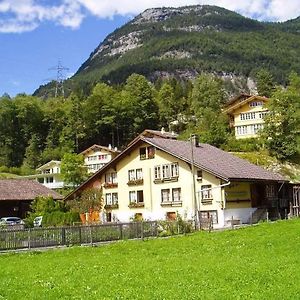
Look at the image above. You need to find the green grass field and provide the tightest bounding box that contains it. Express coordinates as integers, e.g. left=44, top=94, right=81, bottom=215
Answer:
left=0, top=219, right=300, bottom=299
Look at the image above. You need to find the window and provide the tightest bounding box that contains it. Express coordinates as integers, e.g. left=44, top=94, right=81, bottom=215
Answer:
left=106, top=193, right=118, bottom=205
left=129, top=190, right=144, bottom=204
left=105, top=172, right=117, bottom=184
left=171, top=163, right=179, bottom=177
left=140, top=146, right=155, bottom=160
left=128, top=169, right=135, bottom=181
left=249, top=101, right=263, bottom=107
left=258, top=111, right=268, bottom=119
left=172, top=188, right=181, bottom=202
left=162, top=164, right=170, bottom=178
left=137, top=190, right=144, bottom=203
left=136, top=168, right=143, bottom=180
left=106, top=212, right=112, bottom=222
left=98, top=154, right=108, bottom=160
left=155, top=162, right=179, bottom=181
left=161, top=188, right=182, bottom=203
left=166, top=212, right=176, bottom=221
left=201, top=185, right=212, bottom=200
left=129, top=191, right=137, bottom=203
left=46, top=177, right=53, bottom=183
left=139, top=147, right=146, bottom=160
left=266, top=185, right=275, bottom=198
left=197, top=170, right=203, bottom=181
left=240, top=112, right=256, bottom=121
left=154, top=166, right=161, bottom=180
left=161, top=189, right=170, bottom=202
left=236, top=125, right=248, bottom=135
left=112, top=193, right=118, bottom=204
left=105, top=193, right=112, bottom=205
left=200, top=211, right=218, bottom=224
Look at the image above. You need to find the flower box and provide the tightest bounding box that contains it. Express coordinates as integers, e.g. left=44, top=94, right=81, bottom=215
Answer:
left=128, top=202, right=145, bottom=208
left=127, top=179, right=144, bottom=186
left=104, top=182, right=118, bottom=189
left=104, top=204, right=119, bottom=210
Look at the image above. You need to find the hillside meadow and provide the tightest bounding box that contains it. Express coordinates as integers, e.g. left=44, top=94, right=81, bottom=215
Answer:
left=0, top=219, right=300, bottom=299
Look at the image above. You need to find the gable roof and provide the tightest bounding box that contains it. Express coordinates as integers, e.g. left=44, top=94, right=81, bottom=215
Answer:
left=65, top=135, right=286, bottom=200
left=223, top=94, right=268, bottom=114
left=80, top=144, right=120, bottom=155
left=36, top=160, right=61, bottom=171
left=0, top=180, right=63, bottom=201
left=143, top=137, right=285, bottom=182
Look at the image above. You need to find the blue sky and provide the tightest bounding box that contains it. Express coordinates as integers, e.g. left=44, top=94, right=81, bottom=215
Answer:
left=0, top=0, right=299, bottom=97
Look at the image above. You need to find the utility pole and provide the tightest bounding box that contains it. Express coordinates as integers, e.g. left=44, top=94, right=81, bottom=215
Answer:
left=190, top=134, right=198, bottom=229
left=49, top=60, right=69, bottom=98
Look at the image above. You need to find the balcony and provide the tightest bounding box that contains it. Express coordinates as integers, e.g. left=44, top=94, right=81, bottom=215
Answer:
left=128, top=202, right=145, bottom=208
left=201, top=198, right=213, bottom=205
left=103, top=182, right=118, bottom=189
left=127, top=179, right=144, bottom=186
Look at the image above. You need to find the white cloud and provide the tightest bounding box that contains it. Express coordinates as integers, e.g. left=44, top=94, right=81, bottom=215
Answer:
left=0, top=0, right=300, bottom=33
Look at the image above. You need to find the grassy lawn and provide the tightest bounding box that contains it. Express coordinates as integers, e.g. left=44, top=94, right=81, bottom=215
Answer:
left=0, top=219, right=300, bottom=299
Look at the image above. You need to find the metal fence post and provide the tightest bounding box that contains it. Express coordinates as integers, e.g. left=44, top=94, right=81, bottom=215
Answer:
left=28, top=228, right=31, bottom=250
left=78, top=227, right=82, bottom=244
left=141, top=222, right=144, bottom=240
left=61, top=227, right=66, bottom=246
left=119, top=224, right=123, bottom=240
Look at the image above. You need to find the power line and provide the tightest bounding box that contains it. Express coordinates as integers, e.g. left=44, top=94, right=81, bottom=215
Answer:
left=48, top=60, right=69, bottom=98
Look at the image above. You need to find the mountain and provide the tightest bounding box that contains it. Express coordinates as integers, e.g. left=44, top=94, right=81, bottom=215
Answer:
left=34, top=5, right=300, bottom=97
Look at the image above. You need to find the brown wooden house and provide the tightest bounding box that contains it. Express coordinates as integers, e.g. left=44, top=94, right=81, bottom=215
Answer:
left=0, top=179, right=63, bottom=218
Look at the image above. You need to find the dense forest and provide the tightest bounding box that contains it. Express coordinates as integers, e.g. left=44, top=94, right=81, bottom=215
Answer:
left=34, top=5, right=300, bottom=98
left=1, top=71, right=299, bottom=176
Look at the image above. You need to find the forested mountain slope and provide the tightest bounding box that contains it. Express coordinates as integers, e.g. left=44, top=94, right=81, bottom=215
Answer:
left=35, top=5, right=300, bottom=97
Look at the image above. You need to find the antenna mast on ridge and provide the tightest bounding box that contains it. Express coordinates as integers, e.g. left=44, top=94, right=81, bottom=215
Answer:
left=49, top=61, right=69, bottom=98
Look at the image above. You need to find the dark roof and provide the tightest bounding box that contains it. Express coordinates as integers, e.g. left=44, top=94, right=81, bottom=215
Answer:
left=224, top=93, right=251, bottom=107
left=142, top=129, right=178, bottom=139
left=223, top=94, right=269, bottom=114
left=0, top=180, right=63, bottom=201
left=143, top=137, right=285, bottom=182
left=80, top=144, right=120, bottom=155
left=64, top=135, right=286, bottom=201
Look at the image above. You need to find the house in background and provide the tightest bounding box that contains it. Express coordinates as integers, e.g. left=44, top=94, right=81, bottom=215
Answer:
left=81, top=144, right=120, bottom=174
left=24, top=145, right=120, bottom=189
left=0, top=179, right=63, bottom=218
left=65, top=132, right=290, bottom=228
left=223, top=94, right=269, bottom=139
left=25, top=160, right=64, bottom=190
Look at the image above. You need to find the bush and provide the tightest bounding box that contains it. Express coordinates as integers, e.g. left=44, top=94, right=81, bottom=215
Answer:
left=223, top=136, right=263, bottom=152
left=42, top=211, right=80, bottom=227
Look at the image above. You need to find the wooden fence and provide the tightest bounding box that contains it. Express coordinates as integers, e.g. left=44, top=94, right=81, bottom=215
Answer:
left=0, top=221, right=192, bottom=252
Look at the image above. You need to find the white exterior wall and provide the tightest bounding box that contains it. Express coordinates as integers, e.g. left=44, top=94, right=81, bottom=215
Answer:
left=84, top=149, right=113, bottom=173
left=101, top=142, right=225, bottom=226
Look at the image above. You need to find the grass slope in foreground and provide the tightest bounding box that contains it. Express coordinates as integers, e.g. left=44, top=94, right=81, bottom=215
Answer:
left=1, top=220, right=300, bottom=299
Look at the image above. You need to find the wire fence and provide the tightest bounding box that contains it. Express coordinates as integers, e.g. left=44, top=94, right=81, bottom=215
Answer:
left=0, top=220, right=193, bottom=252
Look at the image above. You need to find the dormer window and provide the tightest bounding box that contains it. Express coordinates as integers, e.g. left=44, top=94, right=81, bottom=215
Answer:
left=249, top=101, right=263, bottom=107
left=140, top=146, right=155, bottom=160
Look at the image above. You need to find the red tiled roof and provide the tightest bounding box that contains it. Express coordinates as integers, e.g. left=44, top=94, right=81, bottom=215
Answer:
left=143, top=137, right=285, bottom=182
left=0, top=180, right=63, bottom=201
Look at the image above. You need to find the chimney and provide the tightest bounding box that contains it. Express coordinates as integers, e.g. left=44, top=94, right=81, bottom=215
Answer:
left=108, top=144, right=112, bottom=150
left=161, top=127, right=165, bottom=134
left=114, top=147, right=118, bottom=151
left=191, top=134, right=199, bottom=147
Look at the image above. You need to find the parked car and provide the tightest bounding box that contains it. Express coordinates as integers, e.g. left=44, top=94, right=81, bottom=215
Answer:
left=33, top=216, right=43, bottom=227
left=0, top=217, right=25, bottom=226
